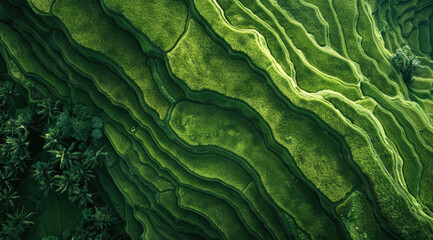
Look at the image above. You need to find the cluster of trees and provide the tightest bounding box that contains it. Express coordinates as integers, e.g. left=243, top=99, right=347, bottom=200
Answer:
left=390, top=45, right=421, bottom=84
left=33, top=102, right=105, bottom=206
left=0, top=78, right=123, bottom=239
left=0, top=79, right=36, bottom=239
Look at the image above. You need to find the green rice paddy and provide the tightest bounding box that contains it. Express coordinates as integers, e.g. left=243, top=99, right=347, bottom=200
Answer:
left=1, top=0, right=433, bottom=239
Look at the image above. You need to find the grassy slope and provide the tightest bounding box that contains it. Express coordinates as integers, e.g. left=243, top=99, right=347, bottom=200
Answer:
left=1, top=0, right=433, bottom=239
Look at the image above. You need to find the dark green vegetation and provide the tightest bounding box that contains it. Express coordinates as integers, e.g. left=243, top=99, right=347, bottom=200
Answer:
left=0, top=0, right=433, bottom=239
left=0, top=79, right=125, bottom=239
left=391, top=45, right=421, bottom=84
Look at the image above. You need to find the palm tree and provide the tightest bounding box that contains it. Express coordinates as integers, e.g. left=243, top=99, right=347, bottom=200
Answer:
left=43, top=127, right=64, bottom=150
left=53, top=173, right=76, bottom=194
left=82, top=146, right=107, bottom=169
left=92, top=206, right=116, bottom=230
left=0, top=80, right=19, bottom=108
left=1, top=115, right=31, bottom=141
left=0, top=143, right=12, bottom=164
left=0, top=168, right=17, bottom=189
left=2, top=118, right=20, bottom=137
left=0, top=109, right=9, bottom=133
left=0, top=186, right=20, bottom=211
left=10, top=154, right=30, bottom=173
left=48, top=142, right=81, bottom=169
left=5, top=206, right=34, bottom=225
left=0, top=132, right=30, bottom=170
left=37, top=99, right=61, bottom=123
left=68, top=184, right=94, bottom=207
left=32, top=161, right=55, bottom=193
left=15, top=107, right=34, bottom=130
left=0, top=207, right=33, bottom=239
left=32, top=161, right=54, bottom=182
left=68, top=161, right=95, bottom=183
left=0, top=132, right=29, bottom=170
left=5, top=131, right=30, bottom=158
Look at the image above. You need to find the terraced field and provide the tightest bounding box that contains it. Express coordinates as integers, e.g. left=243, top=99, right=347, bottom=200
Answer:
left=1, top=0, right=433, bottom=239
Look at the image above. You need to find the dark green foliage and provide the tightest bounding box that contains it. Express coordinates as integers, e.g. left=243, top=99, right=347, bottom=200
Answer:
left=0, top=207, right=34, bottom=240
left=92, top=207, right=117, bottom=231
left=91, top=116, right=103, bottom=142
left=68, top=184, right=95, bottom=207
left=0, top=186, right=20, bottom=211
left=72, top=206, right=117, bottom=240
left=55, top=109, right=73, bottom=138
left=0, top=168, right=17, bottom=189
left=3, top=132, right=30, bottom=162
left=15, top=107, right=34, bottom=129
left=49, top=104, right=101, bottom=143
left=68, top=161, right=96, bottom=183
left=73, top=104, right=94, bottom=119
left=390, top=45, right=421, bottom=84
left=91, top=128, right=103, bottom=142
left=0, top=79, right=123, bottom=239
left=0, top=80, right=19, bottom=108
left=2, top=118, right=26, bottom=137
left=0, top=80, right=35, bottom=240
left=43, top=127, right=64, bottom=150
left=0, top=106, right=33, bottom=174
left=71, top=105, right=93, bottom=142
left=91, top=116, right=104, bottom=142
left=92, top=116, right=103, bottom=129
left=82, top=146, right=107, bottom=169
left=48, top=142, right=81, bottom=170
left=53, top=173, right=75, bottom=194
left=34, top=101, right=110, bottom=213
left=37, top=99, right=61, bottom=124
left=72, top=120, right=93, bottom=142
left=31, top=161, right=54, bottom=193
left=33, top=103, right=108, bottom=209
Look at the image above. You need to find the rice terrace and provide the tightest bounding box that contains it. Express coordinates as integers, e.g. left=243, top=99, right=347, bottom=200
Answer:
left=1, top=0, right=433, bottom=239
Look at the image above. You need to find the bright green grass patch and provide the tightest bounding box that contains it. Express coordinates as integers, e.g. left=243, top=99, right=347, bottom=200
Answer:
left=242, top=183, right=287, bottom=240
left=50, top=30, right=140, bottom=132
left=253, top=0, right=360, bottom=85
left=169, top=100, right=339, bottom=238
left=216, top=0, right=362, bottom=100
left=373, top=105, right=421, bottom=196
left=28, top=0, right=54, bottom=14
left=159, top=190, right=214, bottom=233
left=130, top=127, right=287, bottom=239
left=101, top=0, right=188, bottom=51
left=334, top=0, right=398, bottom=97
left=0, top=22, right=70, bottom=97
left=168, top=19, right=356, bottom=203
left=52, top=0, right=169, bottom=119
left=336, top=191, right=393, bottom=240
left=129, top=128, right=273, bottom=239
left=127, top=150, right=174, bottom=193
left=52, top=31, right=152, bottom=126
left=178, top=186, right=254, bottom=240
left=271, top=0, right=329, bottom=46
left=217, top=0, right=295, bottom=78
left=324, top=95, right=397, bottom=180
left=133, top=124, right=254, bottom=193
left=124, top=204, right=144, bottom=240
left=5, top=54, right=52, bottom=99
left=104, top=123, right=132, bottom=156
